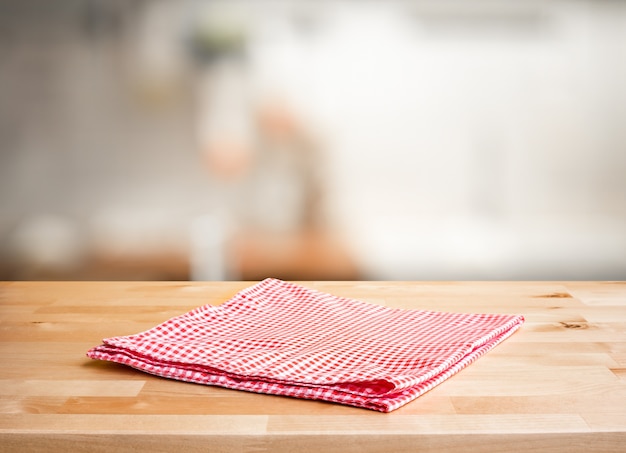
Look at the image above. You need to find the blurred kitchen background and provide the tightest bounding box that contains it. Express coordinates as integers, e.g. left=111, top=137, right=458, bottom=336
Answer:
left=1, top=0, right=625, bottom=281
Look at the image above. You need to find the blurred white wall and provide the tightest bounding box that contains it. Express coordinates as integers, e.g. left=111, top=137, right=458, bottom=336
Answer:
left=0, top=0, right=625, bottom=280
left=264, top=0, right=626, bottom=279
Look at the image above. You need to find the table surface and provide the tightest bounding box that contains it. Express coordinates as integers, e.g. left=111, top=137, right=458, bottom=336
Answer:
left=1, top=281, right=625, bottom=452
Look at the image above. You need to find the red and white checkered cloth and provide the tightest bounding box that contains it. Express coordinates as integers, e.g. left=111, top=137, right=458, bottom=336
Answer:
left=87, top=278, right=524, bottom=412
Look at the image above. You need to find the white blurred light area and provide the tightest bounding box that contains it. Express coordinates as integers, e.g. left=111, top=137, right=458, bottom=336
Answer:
left=0, top=0, right=625, bottom=280
left=245, top=0, right=626, bottom=279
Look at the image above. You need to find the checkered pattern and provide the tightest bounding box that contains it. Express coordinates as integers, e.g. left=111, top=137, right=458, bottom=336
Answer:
left=87, top=278, right=524, bottom=412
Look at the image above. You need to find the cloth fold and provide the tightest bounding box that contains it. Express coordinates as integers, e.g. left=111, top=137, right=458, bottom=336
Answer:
left=87, top=278, right=524, bottom=412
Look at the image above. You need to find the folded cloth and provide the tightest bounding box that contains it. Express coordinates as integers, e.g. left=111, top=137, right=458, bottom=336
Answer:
left=87, top=278, right=524, bottom=412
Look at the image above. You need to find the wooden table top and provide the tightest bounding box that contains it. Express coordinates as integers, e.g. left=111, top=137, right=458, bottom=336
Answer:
left=1, top=281, right=625, bottom=452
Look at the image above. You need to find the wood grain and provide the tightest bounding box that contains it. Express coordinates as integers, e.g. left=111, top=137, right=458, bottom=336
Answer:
left=1, top=281, right=625, bottom=452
